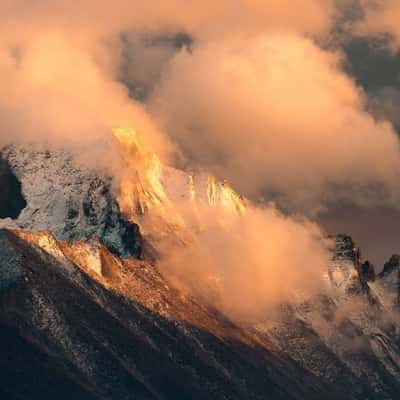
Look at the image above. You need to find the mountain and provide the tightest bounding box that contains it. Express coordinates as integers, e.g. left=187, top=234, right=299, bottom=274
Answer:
left=1, top=145, right=400, bottom=399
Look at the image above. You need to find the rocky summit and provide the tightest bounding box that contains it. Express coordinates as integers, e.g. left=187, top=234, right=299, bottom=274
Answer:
left=1, top=147, right=400, bottom=399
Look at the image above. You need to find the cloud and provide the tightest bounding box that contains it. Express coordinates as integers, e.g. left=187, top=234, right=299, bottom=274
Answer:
left=356, top=1, right=400, bottom=47
left=0, top=0, right=338, bottom=158
left=151, top=33, right=400, bottom=212
left=2, top=0, right=337, bottom=40
left=159, top=204, right=330, bottom=323
left=0, top=32, right=170, bottom=164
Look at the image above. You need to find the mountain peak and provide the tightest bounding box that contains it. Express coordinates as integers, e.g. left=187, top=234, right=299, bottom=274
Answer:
left=380, top=254, right=400, bottom=278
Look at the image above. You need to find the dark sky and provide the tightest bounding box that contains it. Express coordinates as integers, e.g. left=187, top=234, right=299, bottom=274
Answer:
left=320, top=36, right=400, bottom=268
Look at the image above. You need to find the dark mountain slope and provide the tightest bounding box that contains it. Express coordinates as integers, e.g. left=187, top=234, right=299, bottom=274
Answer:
left=0, top=230, right=341, bottom=400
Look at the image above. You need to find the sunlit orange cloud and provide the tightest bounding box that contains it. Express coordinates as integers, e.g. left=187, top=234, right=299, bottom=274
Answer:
left=0, top=34, right=172, bottom=172
left=151, top=33, right=400, bottom=211
left=356, top=0, right=400, bottom=48
left=160, top=205, right=330, bottom=323
left=1, top=0, right=336, bottom=40
left=0, top=0, right=338, bottom=160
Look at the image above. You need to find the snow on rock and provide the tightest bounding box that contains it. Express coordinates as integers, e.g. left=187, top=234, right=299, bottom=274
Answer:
left=327, top=234, right=362, bottom=296
left=0, top=146, right=142, bottom=258
left=371, top=255, right=400, bottom=310
left=0, top=144, right=246, bottom=258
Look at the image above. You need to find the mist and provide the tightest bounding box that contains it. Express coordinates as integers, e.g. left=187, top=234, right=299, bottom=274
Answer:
left=159, top=204, right=330, bottom=323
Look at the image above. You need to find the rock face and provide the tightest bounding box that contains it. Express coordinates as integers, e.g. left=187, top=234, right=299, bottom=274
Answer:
left=0, top=157, right=26, bottom=219
left=0, top=146, right=141, bottom=258
left=327, top=234, right=365, bottom=295
left=381, top=255, right=400, bottom=277
left=373, top=255, right=400, bottom=310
